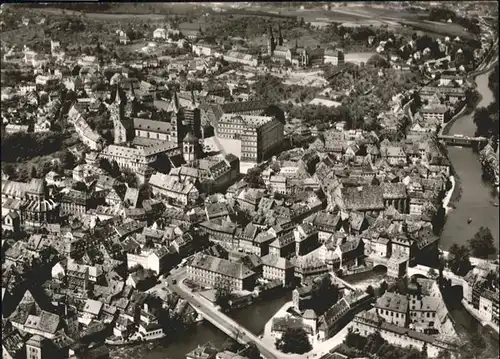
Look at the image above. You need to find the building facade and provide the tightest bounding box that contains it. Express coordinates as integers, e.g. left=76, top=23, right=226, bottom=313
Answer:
left=216, top=114, right=284, bottom=163
left=187, top=254, right=256, bottom=291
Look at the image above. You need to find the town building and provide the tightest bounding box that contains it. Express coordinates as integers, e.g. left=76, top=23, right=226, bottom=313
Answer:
left=223, top=51, right=259, bottom=67
left=187, top=254, right=256, bottom=291
left=149, top=172, right=199, bottom=207
left=1, top=179, right=60, bottom=229
left=261, top=254, right=295, bottom=286
left=421, top=104, right=448, bottom=124
left=324, top=49, right=345, bottom=66
left=126, top=247, right=170, bottom=275
left=216, top=114, right=284, bottom=163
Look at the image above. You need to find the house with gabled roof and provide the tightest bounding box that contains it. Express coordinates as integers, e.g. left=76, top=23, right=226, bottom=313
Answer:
left=123, top=187, right=140, bottom=208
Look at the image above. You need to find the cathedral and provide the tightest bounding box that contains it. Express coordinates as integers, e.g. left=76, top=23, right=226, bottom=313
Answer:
left=110, top=84, right=201, bottom=165
left=266, top=24, right=325, bottom=67
left=267, top=24, right=284, bottom=56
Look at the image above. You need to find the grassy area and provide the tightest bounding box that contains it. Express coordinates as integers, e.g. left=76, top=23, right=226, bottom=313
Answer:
left=248, top=27, right=324, bottom=48
left=35, top=7, right=163, bottom=20
left=3, top=132, right=83, bottom=181
left=396, top=19, right=474, bottom=40
left=119, top=40, right=176, bottom=56
left=344, top=52, right=377, bottom=65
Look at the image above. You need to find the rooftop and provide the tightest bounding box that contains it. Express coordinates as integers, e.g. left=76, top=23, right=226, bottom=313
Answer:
left=189, top=254, right=255, bottom=280
left=375, top=292, right=409, bottom=313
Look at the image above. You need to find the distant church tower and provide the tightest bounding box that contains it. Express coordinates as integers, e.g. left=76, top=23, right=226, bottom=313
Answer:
left=277, top=23, right=283, bottom=46
left=267, top=25, right=276, bottom=56
left=110, top=85, right=128, bottom=145
left=182, top=131, right=198, bottom=163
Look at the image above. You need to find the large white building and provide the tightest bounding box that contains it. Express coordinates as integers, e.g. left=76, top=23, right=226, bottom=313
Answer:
left=149, top=172, right=199, bottom=206
left=223, top=51, right=258, bottom=67
left=99, top=143, right=179, bottom=172
left=216, top=114, right=284, bottom=163
left=127, top=247, right=169, bottom=275
left=186, top=254, right=256, bottom=291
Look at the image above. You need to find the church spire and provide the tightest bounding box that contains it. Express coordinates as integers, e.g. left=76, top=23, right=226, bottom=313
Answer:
left=114, top=84, right=122, bottom=104
left=171, top=90, right=179, bottom=114
left=278, top=23, right=283, bottom=46
left=267, top=25, right=275, bottom=56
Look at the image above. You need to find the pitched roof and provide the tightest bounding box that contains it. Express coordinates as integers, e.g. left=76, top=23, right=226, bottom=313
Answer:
left=375, top=292, right=408, bottom=313
left=261, top=254, right=294, bottom=270
left=124, top=187, right=140, bottom=207
left=341, top=186, right=384, bottom=211
left=220, top=100, right=268, bottom=114
left=189, top=254, right=255, bottom=280
left=382, top=182, right=407, bottom=199
left=24, top=310, right=60, bottom=335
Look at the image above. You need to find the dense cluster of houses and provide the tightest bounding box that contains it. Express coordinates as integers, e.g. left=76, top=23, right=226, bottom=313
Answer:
left=1, top=6, right=498, bottom=359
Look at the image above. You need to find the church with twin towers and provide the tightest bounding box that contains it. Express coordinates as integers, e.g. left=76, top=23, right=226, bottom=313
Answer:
left=266, top=23, right=327, bottom=67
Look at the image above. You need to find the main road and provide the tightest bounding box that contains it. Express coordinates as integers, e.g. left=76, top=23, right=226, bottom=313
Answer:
left=166, top=268, right=306, bottom=359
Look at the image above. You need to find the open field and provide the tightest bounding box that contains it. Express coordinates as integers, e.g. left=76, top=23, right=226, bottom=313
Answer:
left=351, top=5, right=426, bottom=20
left=344, top=52, right=377, bottom=65
left=178, top=21, right=209, bottom=33
left=32, top=7, right=167, bottom=21
left=283, top=71, right=328, bottom=88
left=119, top=40, right=176, bottom=55
left=391, top=18, right=475, bottom=39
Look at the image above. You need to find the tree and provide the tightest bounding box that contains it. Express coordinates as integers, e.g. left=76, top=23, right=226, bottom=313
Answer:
left=275, top=327, right=312, bottom=354
left=427, top=267, right=438, bottom=279
left=366, top=285, right=375, bottom=296
left=436, top=349, right=452, bottom=359
left=468, top=227, right=497, bottom=259
left=30, top=166, right=38, bottom=179
left=138, top=183, right=152, bottom=202
left=214, top=281, right=231, bottom=310
left=270, top=161, right=280, bottom=174
left=364, top=331, right=385, bottom=354
left=121, top=168, right=138, bottom=188
left=244, top=167, right=265, bottom=188
left=410, top=92, right=422, bottom=115
left=311, top=274, right=339, bottom=314
left=72, top=181, right=87, bottom=192
left=380, top=280, right=388, bottom=295
left=371, top=176, right=380, bottom=186
left=447, top=243, right=472, bottom=276
left=60, top=149, right=76, bottom=169
left=110, top=160, right=121, bottom=178
left=99, top=157, right=112, bottom=173
left=431, top=206, right=446, bottom=235
left=367, top=54, right=390, bottom=68
left=244, top=342, right=261, bottom=359
left=3, top=163, right=15, bottom=178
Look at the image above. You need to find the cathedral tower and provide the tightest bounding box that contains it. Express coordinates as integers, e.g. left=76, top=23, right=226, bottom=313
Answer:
left=110, top=85, right=127, bottom=145
left=278, top=23, right=283, bottom=46
left=182, top=131, right=198, bottom=163
left=267, top=25, right=275, bottom=56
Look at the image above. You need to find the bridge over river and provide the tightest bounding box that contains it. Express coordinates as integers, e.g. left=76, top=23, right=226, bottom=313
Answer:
left=438, top=134, right=489, bottom=148
left=167, top=269, right=308, bottom=359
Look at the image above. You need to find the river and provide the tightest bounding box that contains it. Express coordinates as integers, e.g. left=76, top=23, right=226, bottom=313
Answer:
left=109, top=293, right=291, bottom=359
left=440, top=69, right=499, bottom=251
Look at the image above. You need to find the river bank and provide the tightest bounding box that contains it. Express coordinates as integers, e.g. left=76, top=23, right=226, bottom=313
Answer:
left=439, top=67, right=499, bottom=250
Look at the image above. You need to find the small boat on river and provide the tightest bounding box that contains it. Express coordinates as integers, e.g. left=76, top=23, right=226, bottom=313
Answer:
left=467, top=218, right=472, bottom=224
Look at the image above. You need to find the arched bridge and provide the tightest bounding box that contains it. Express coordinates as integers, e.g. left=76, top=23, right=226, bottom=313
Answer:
left=438, top=134, right=489, bottom=148
left=407, top=265, right=466, bottom=287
